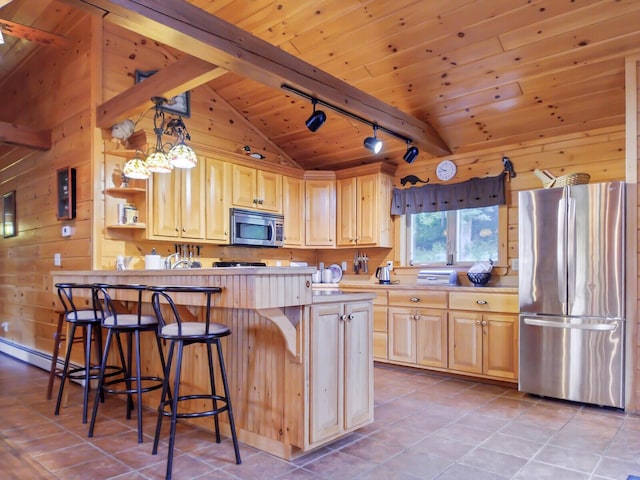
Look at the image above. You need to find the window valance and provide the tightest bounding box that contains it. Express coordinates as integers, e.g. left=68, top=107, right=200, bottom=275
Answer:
left=391, top=174, right=505, bottom=215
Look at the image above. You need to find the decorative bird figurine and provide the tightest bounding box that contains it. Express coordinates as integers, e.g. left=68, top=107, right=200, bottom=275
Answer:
left=110, top=119, right=136, bottom=147
left=400, top=174, right=430, bottom=186
left=502, top=156, right=516, bottom=178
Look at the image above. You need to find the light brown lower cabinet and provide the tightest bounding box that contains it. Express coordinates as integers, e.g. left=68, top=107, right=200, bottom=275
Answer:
left=309, top=300, right=373, bottom=445
left=448, top=311, right=518, bottom=380
left=388, top=307, right=448, bottom=368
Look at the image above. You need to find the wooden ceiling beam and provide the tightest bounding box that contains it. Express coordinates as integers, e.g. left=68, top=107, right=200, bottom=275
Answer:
left=0, top=18, right=72, bottom=48
left=96, top=55, right=225, bottom=129
left=0, top=121, right=51, bottom=151
left=78, top=0, right=451, bottom=157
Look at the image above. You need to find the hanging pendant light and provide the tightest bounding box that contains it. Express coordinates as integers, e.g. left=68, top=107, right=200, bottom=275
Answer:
left=165, top=117, right=197, bottom=168
left=122, top=151, right=150, bottom=179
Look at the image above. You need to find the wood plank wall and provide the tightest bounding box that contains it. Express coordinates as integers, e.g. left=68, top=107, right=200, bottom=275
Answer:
left=0, top=12, right=94, bottom=362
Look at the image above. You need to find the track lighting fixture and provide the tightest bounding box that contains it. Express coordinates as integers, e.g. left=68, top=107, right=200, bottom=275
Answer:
left=282, top=84, right=416, bottom=159
left=403, top=141, right=419, bottom=164
left=363, top=126, right=383, bottom=154
left=305, top=99, right=326, bottom=132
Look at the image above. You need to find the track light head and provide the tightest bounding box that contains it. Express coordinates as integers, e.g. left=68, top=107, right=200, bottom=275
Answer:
left=403, top=143, right=419, bottom=163
left=364, top=126, right=383, bottom=154
left=305, top=99, right=326, bottom=132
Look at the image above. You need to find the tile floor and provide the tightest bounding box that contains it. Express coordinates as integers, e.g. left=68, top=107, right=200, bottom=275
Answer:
left=2, top=352, right=640, bottom=480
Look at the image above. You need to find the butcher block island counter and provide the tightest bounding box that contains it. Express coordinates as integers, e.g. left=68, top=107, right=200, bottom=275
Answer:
left=52, top=268, right=375, bottom=460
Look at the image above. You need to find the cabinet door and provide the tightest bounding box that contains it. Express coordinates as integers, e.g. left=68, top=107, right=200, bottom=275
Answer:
left=231, top=164, right=257, bottom=209
left=205, top=159, right=230, bottom=243
left=356, top=173, right=378, bottom=246
left=180, top=161, right=205, bottom=239
left=309, top=302, right=343, bottom=444
left=448, top=311, right=483, bottom=374
left=282, top=176, right=304, bottom=246
left=388, top=307, right=416, bottom=363
left=305, top=179, right=336, bottom=246
left=336, top=177, right=357, bottom=246
left=151, top=170, right=180, bottom=238
left=416, top=308, right=448, bottom=368
left=256, top=170, right=282, bottom=212
left=484, top=313, right=518, bottom=380
left=344, top=301, right=373, bottom=429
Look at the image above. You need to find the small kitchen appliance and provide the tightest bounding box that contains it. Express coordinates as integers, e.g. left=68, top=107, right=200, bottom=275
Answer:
left=375, top=266, right=391, bottom=284
left=230, top=208, right=284, bottom=247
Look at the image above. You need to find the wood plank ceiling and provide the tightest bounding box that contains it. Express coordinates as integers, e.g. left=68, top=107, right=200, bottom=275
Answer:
left=0, top=0, right=637, bottom=171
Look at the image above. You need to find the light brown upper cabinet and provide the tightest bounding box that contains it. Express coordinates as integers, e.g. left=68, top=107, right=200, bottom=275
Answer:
left=148, top=161, right=205, bottom=240
left=282, top=175, right=304, bottom=247
left=205, top=158, right=231, bottom=244
left=232, top=164, right=282, bottom=213
left=304, top=174, right=336, bottom=247
left=336, top=166, right=394, bottom=247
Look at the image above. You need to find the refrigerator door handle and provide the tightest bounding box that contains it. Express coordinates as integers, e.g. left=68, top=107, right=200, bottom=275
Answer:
left=523, top=318, right=619, bottom=331
left=557, top=198, right=568, bottom=308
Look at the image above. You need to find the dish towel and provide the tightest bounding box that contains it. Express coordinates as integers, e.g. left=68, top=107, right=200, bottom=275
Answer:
left=627, top=475, right=640, bottom=479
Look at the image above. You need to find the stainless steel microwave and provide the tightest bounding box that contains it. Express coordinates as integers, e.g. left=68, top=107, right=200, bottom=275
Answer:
left=230, top=208, right=284, bottom=247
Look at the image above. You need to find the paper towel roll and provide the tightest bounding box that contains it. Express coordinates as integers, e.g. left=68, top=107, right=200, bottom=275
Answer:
left=145, top=254, right=162, bottom=270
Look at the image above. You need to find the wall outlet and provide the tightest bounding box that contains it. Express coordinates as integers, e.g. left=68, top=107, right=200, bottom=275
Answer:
left=341, top=261, right=347, bottom=271
left=511, top=258, right=519, bottom=271
left=54, top=253, right=61, bottom=266
left=1, top=322, right=8, bottom=332
left=386, top=260, right=393, bottom=271
left=61, top=225, right=72, bottom=237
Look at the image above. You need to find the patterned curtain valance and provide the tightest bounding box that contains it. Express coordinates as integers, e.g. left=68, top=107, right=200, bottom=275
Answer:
left=391, top=174, right=506, bottom=215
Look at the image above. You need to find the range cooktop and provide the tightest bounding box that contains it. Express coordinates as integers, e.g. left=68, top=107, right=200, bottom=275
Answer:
left=212, top=261, right=267, bottom=267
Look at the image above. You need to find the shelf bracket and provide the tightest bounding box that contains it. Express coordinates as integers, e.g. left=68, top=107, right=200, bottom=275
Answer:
left=257, top=307, right=302, bottom=363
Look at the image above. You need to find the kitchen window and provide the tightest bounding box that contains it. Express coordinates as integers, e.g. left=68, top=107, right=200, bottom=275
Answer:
left=406, top=205, right=506, bottom=266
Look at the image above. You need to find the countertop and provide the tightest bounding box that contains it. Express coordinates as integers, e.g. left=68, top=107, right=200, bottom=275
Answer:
left=322, top=281, right=518, bottom=294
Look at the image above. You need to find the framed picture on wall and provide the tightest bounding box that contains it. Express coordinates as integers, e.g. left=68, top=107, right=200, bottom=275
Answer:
left=3, top=190, right=16, bottom=238
left=135, top=69, right=191, bottom=118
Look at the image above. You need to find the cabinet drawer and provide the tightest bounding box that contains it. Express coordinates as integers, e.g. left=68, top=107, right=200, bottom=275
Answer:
left=388, top=290, right=447, bottom=309
left=341, top=289, right=387, bottom=305
left=449, top=291, right=518, bottom=313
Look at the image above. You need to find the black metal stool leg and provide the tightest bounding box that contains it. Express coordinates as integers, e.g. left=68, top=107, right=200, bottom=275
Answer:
left=82, top=323, right=93, bottom=424
left=216, top=338, right=241, bottom=464
left=166, top=340, right=184, bottom=480
left=153, top=340, right=175, bottom=455
left=54, top=323, right=77, bottom=416
left=88, top=328, right=114, bottom=438
left=134, top=329, right=144, bottom=443
left=207, top=342, right=221, bottom=443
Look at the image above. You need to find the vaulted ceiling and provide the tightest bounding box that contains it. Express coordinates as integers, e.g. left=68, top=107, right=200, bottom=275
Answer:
left=1, top=0, right=637, bottom=171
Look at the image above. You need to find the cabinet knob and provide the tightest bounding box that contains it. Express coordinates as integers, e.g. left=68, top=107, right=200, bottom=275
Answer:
left=413, top=315, right=420, bottom=320
left=340, top=314, right=346, bottom=321
left=481, top=320, right=488, bottom=326
left=347, top=314, right=354, bottom=321
left=410, top=297, right=420, bottom=302
left=476, top=320, right=481, bottom=325
left=476, top=300, right=488, bottom=305
left=175, top=227, right=179, bottom=232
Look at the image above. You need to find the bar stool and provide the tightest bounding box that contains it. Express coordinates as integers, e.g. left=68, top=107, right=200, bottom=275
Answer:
left=88, top=283, right=166, bottom=443
left=149, top=285, right=241, bottom=479
left=54, top=283, right=106, bottom=423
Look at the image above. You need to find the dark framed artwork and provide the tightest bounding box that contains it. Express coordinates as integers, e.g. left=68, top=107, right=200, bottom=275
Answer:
left=3, top=190, right=16, bottom=238
left=56, top=167, right=76, bottom=221
left=135, top=69, right=191, bottom=118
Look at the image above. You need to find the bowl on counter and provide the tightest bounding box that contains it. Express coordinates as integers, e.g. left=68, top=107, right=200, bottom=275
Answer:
left=467, top=272, right=491, bottom=287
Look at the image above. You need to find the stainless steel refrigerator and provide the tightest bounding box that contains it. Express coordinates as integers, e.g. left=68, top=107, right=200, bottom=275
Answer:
left=518, top=181, right=625, bottom=408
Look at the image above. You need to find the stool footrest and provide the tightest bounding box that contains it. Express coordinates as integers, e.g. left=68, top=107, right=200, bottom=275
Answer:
left=158, top=394, right=229, bottom=419
left=66, top=364, right=122, bottom=382
left=103, top=376, right=164, bottom=395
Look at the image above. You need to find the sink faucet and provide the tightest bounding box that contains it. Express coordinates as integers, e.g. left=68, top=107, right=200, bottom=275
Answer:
left=164, top=252, right=180, bottom=269
left=171, top=259, right=192, bottom=269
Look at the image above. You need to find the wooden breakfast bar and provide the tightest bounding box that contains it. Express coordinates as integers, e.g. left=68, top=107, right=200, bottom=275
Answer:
left=52, top=267, right=375, bottom=460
